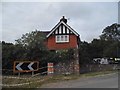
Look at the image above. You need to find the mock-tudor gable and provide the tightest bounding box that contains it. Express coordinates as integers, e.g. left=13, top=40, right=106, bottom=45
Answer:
left=46, top=16, right=79, bottom=38
left=46, top=16, right=80, bottom=50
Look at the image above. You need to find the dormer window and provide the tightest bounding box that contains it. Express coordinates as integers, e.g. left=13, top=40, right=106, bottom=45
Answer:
left=56, top=35, right=69, bottom=43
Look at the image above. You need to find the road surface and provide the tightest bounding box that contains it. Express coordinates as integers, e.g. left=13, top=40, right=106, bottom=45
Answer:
left=41, top=73, right=118, bottom=88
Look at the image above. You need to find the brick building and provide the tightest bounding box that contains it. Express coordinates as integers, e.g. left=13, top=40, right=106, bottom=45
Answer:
left=44, top=16, right=80, bottom=74
left=46, top=16, right=80, bottom=50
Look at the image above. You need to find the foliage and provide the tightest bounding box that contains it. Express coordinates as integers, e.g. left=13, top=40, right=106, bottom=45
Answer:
left=79, top=41, right=92, bottom=64
left=56, top=49, right=74, bottom=63
left=2, top=31, right=75, bottom=74
left=79, top=23, right=120, bottom=64
left=99, top=23, right=120, bottom=57
left=15, top=30, right=48, bottom=61
left=2, top=41, right=15, bottom=72
left=100, top=23, right=120, bottom=41
left=102, top=41, right=120, bottom=57
left=2, top=30, right=49, bottom=74
left=2, top=23, right=120, bottom=74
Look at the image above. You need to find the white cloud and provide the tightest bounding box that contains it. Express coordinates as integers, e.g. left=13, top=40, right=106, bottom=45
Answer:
left=2, top=2, right=118, bottom=43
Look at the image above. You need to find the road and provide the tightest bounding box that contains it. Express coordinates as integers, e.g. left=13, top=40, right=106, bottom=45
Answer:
left=41, top=73, right=118, bottom=88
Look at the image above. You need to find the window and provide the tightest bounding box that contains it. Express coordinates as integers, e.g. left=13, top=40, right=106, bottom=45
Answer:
left=61, top=36, right=63, bottom=41
left=56, top=35, right=69, bottom=43
left=65, top=35, right=67, bottom=41
left=56, top=35, right=60, bottom=41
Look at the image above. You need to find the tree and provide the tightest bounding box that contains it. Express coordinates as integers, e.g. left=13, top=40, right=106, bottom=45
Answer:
left=79, top=23, right=120, bottom=65
left=100, top=23, right=120, bottom=58
left=15, top=30, right=48, bottom=61
left=2, top=41, right=15, bottom=74
left=13, top=44, right=26, bottom=60
left=90, top=39, right=103, bottom=58
left=100, top=23, right=120, bottom=41
left=79, top=41, right=93, bottom=65
left=103, top=41, right=120, bottom=57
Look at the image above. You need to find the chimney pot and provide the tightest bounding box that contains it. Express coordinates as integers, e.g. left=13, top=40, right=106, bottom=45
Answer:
left=60, top=16, right=67, bottom=23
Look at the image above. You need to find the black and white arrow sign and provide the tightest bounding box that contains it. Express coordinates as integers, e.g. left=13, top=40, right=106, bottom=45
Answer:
left=28, top=62, right=34, bottom=70
left=16, top=62, right=23, bottom=71
left=14, top=61, right=39, bottom=72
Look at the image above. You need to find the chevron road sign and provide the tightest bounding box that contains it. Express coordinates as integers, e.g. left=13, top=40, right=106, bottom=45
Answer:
left=13, top=61, right=39, bottom=73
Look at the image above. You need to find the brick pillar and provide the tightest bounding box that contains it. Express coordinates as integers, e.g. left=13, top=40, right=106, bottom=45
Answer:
left=47, top=63, right=54, bottom=75
left=73, top=48, right=80, bottom=74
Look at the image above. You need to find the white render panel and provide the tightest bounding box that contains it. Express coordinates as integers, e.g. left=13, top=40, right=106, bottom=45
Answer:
left=67, top=28, right=69, bottom=34
left=55, top=29, right=58, bottom=34
left=63, top=25, right=65, bottom=34
left=59, top=26, right=61, bottom=34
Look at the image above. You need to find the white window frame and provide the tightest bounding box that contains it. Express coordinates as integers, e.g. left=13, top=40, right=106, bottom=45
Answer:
left=56, top=35, right=69, bottom=43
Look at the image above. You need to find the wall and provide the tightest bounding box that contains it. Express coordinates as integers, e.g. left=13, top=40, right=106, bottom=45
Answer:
left=54, top=49, right=80, bottom=75
left=80, top=64, right=118, bottom=74
left=47, top=35, right=78, bottom=50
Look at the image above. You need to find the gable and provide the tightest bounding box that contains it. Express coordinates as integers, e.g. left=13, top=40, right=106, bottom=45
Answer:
left=46, top=21, right=79, bottom=38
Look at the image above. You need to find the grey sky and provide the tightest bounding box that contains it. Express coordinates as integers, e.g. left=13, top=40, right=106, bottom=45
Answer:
left=2, top=2, right=118, bottom=43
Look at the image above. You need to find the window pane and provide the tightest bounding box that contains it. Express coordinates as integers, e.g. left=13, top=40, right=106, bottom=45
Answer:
left=61, top=36, right=63, bottom=41
left=65, top=35, right=67, bottom=41
left=57, top=36, right=59, bottom=41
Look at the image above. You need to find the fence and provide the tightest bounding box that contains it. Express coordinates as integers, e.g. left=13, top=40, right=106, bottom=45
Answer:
left=1, top=71, right=50, bottom=88
left=80, top=64, right=118, bottom=74
left=2, top=62, right=54, bottom=76
left=1, top=63, right=54, bottom=88
left=2, top=63, right=119, bottom=75
left=1, top=63, right=119, bottom=88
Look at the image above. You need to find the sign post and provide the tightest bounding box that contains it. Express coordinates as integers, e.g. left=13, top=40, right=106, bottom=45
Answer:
left=18, top=72, right=20, bottom=77
left=32, top=71, right=34, bottom=76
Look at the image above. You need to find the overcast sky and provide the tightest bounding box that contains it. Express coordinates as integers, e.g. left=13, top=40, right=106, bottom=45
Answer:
left=1, top=1, right=118, bottom=43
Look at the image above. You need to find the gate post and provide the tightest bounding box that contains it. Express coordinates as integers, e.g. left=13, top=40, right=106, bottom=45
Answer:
left=47, top=63, right=54, bottom=75
left=74, top=48, right=80, bottom=75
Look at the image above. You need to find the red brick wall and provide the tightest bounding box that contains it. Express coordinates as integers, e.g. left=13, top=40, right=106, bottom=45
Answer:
left=47, top=35, right=78, bottom=50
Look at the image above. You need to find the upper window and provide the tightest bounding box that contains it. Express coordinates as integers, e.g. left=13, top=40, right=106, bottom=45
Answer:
left=56, top=35, right=69, bottom=43
left=56, top=35, right=60, bottom=41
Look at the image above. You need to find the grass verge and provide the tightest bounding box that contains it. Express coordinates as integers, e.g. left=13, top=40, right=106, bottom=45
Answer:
left=2, top=70, right=118, bottom=88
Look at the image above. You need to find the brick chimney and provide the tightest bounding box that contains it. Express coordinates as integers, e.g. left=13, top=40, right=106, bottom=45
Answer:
left=60, top=16, right=67, bottom=23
